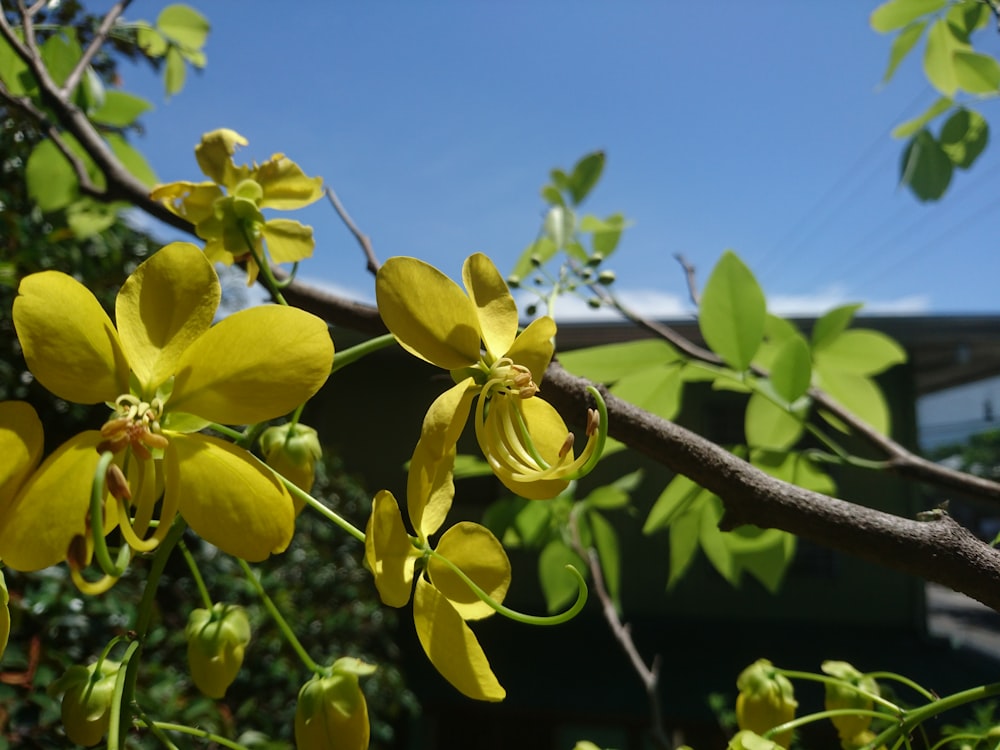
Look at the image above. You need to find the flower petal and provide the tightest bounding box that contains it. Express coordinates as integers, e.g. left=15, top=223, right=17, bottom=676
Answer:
left=254, top=155, right=324, bottom=209
left=150, top=181, right=221, bottom=224
left=260, top=219, right=315, bottom=264
left=195, top=129, right=250, bottom=186
left=407, top=440, right=456, bottom=542
left=0, top=431, right=116, bottom=571
left=0, top=401, right=43, bottom=513
left=376, top=257, right=481, bottom=370
left=169, top=305, right=334, bottom=425
left=413, top=577, right=505, bottom=701
left=14, top=272, right=129, bottom=404
left=483, top=396, right=570, bottom=500
left=115, top=242, right=221, bottom=395
left=462, top=253, right=518, bottom=361
left=428, top=522, right=510, bottom=621
left=364, top=490, right=419, bottom=608
left=167, top=434, right=295, bottom=561
left=507, top=316, right=556, bottom=385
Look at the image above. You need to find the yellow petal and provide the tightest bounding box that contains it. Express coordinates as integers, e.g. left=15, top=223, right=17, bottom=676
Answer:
left=115, top=242, right=221, bottom=395
left=13, top=272, right=129, bottom=404
left=364, top=490, right=419, bottom=608
left=149, top=181, right=221, bottom=224
left=415, top=378, right=476, bottom=460
left=0, top=431, right=116, bottom=571
left=483, top=396, right=570, bottom=500
left=169, top=305, right=334, bottom=425
left=0, top=401, right=43, bottom=514
left=507, top=316, right=556, bottom=385
left=167, top=434, right=295, bottom=561
left=260, top=219, right=315, bottom=264
left=462, top=253, right=518, bottom=361
left=254, top=155, right=324, bottom=209
left=407, top=440, right=455, bottom=541
left=376, top=257, right=482, bottom=370
left=195, top=129, right=250, bottom=187
left=428, top=521, right=510, bottom=621
left=413, top=576, right=505, bottom=702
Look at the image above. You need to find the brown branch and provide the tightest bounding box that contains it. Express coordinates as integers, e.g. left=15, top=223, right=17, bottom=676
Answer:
left=325, top=187, right=380, bottom=275
left=673, top=252, right=699, bottom=306
left=543, top=361, right=1000, bottom=612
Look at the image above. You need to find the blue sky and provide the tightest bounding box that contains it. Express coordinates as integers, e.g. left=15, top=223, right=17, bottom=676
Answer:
left=119, top=2, right=1000, bottom=319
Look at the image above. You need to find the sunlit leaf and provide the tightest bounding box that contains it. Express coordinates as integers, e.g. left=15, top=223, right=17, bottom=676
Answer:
left=726, top=525, right=796, bottom=594
left=589, top=511, right=621, bottom=607
left=557, top=339, right=679, bottom=383
left=106, top=134, right=158, bottom=187
left=940, top=107, right=989, bottom=169
left=882, top=20, right=928, bottom=85
left=923, top=17, right=969, bottom=96
left=815, top=369, right=891, bottom=435
left=870, top=0, right=946, bottom=33
left=90, top=91, right=154, bottom=127
left=891, top=96, right=952, bottom=138
left=667, top=500, right=704, bottom=589
left=954, top=51, right=1000, bottom=94
left=0, top=29, right=32, bottom=95
left=510, top=236, right=557, bottom=281
left=769, top=333, right=811, bottom=403
left=745, top=392, right=803, bottom=451
left=543, top=205, right=575, bottom=249
left=811, top=303, right=863, bottom=350
left=567, top=151, right=605, bottom=205
left=136, top=25, right=169, bottom=57
left=165, top=45, right=186, bottom=96
left=538, top=539, right=586, bottom=614
left=40, top=32, right=82, bottom=89
left=540, top=184, right=564, bottom=206
left=158, top=4, right=211, bottom=49
left=644, top=473, right=707, bottom=534
left=698, top=251, right=766, bottom=371
left=900, top=129, right=952, bottom=201
left=813, top=329, right=907, bottom=376
left=699, top=496, right=738, bottom=585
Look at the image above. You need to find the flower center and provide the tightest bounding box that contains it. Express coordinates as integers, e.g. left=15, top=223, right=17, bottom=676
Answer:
left=487, top=357, right=539, bottom=399
left=98, top=394, right=170, bottom=461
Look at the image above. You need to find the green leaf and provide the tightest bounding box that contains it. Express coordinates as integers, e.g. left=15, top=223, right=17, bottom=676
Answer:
left=924, top=17, right=969, bottom=96
left=940, top=107, right=989, bottom=169
left=946, top=0, right=990, bottom=39
left=452, top=453, right=493, bottom=479
left=699, top=496, right=738, bottom=585
left=540, top=184, right=564, bottom=207
left=157, top=4, right=211, bottom=50
left=550, top=168, right=570, bottom=191
left=900, top=129, right=953, bottom=201
left=164, top=45, right=186, bottom=96
left=538, top=540, right=586, bottom=614
left=752, top=314, right=801, bottom=371
left=768, top=333, right=812, bottom=403
left=752, top=450, right=836, bottom=496
left=513, top=500, right=553, bottom=547
left=644, top=473, right=706, bottom=534
left=667, top=501, right=704, bottom=589
left=611, top=363, right=685, bottom=422
left=90, top=91, right=154, bottom=127
left=543, top=205, right=575, bottom=249
left=510, top=236, right=557, bottom=281
left=65, top=198, right=120, bottom=238
left=40, top=32, right=82, bottom=89
left=567, top=151, right=605, bottom=205
left=588, top=511, right=621, bottom=607
left=582, top=485, right=630, bottom=511
left=815, top=369, right=891, bottom=435
left=811, top=303, right=864, bottom=349
left=0, top=29, right=32, bottom=95
left=580, top=212, right=628, bottom=257
left=698, top=250, right=767, bottom=371
left=557, top=339, right=679, bottom=383
left=25, top=137, right=102, bottom=212
left=871, top=0, right=947, bottom=33
left=813, top=329, right=907, bottom=376
left=136, top=25, right=169, bottom=57
left=726, top=525, right=796, bottom=594
left=891, top=96, right=953, bottom=138
left=882, top=20, right=928, bottom=85
left=106, top=135, right=158, bottom=187
left=744, top=392, right=803, bottom=451
left=953, top=50, right=1000, bottom=94
left=481, top=496, right=528, bottom=544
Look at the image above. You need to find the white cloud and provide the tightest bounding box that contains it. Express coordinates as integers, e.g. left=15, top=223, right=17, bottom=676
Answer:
left=515, top=288, right=692, bottom=322
left=768, top=283, right=931, bottom=316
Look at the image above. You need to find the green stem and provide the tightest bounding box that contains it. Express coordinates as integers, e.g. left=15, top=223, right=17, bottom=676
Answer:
left=106, top=640, right=141, bottom=750
left=765, top=707, right=897, bottom=740
left=777, top=669, right=901, bottom=712
left=283, top=477, right=366, bottom=543
left=870, top=682, right=1000, bottom=749
left=236, top=558, right=323, bottom=674
left=427, top=548, right=588, bottom=625
left=178, top=540, right=213, bottom=610
left=239, top=224, right=288, bottom=306
left=208, top=423, right=245, bottom=442
left=863, top=671, right=937, bottom=702
left=330, top=333, right=398, bottom=375
left=148, top=722, right=249, bottom=750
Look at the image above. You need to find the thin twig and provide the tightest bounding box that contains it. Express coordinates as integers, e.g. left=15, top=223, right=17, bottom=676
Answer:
left=674, top=253, right=699, bottom=306
left=326, top=187, right=380, bottom=275
left=61, top=0, right=133, bottom=98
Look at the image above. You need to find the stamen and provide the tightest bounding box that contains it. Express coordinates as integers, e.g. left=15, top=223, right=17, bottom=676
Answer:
left=586, top=408, right=600, bottom=436
left=105, top=464, right=132, bottom=501
left=66, top=534, right=90, bottom=572
left=558, top=433, right=575, bottom=459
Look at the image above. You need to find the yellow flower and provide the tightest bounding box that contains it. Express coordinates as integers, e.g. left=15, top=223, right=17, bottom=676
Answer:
left=375, top=252, right=603, bottom=500
left=364, top=442, right=508, bottom=701
left=0, top=241, right=334, bottom=574
left=151, top=129, right=323, bottom=285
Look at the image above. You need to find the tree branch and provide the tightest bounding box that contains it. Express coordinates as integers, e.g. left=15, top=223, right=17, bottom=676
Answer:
left=325, top=187, right=380, bottom=275
left=60, top=0, right=133, bottom=98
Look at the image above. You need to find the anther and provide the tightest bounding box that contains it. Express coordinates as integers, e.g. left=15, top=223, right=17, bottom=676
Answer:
left=558, top=433, right=576, bottom=459
left=66, top=535, right=89, bottom=571
left=586, top=408, right=600, bottom=436
left=105, top=464, right=132, bottom=502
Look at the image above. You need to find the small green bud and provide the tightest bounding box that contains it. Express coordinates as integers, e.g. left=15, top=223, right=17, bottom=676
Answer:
left=260, top=422, right=322, bottom=508
left=50, top=660, right=122, bottom=746
left=506, top=274, right=521, bottom=288
left=530, top=254, right=543, bottom=267
left=597, top=270, right=616, bottom=285
left=581, top=268, right=595, bottom=281
left=295, top=657, right=376, bottom=750
left=587, top=297, right=602, bottom=309
left=728, top=730, right=784, bottom=750
left=186, top=603, right=251, bottom=699
left=525, top=304, right=537, bottom=317
left=587, top=252, right=605, bottom=267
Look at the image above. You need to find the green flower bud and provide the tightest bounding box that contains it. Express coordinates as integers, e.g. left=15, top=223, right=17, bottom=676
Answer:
left=840, top=729, right=886, bottom=750
left=260, top=422, right=322, bottom=508
left=295, top=657, right=376, bottom=750
left=735, top=659, right=797, bottom=749
left=50, top=659, right=122, bottom=746
left=587, top=297, right=602, bottom=309
left=822, top=660, right=879, bottom=741
left=728, top=729, right=784, bottom=750
left=506, top=275, right=521, bottom=288
left=597, top=270, right=616, bottom=285
left=185, top=603, right=251, bottom=699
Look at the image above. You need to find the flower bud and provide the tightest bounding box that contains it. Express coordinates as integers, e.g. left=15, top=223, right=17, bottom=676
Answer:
left=185, top=603, right=251, bottom=699
left=728, top=729, right=784, bottom=750
left=822, top=661, right=879, bottom=742
left=295, top=657, right=376, bottom=750
left=597, top=270, right=616, bottom=285
left=735, top=659, right=797, bottom=749
left=260, top=422, right=322, bottom=509
left=840, top=729, right=887, bottom=750
left=50, top=659, right=122, bottom=746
